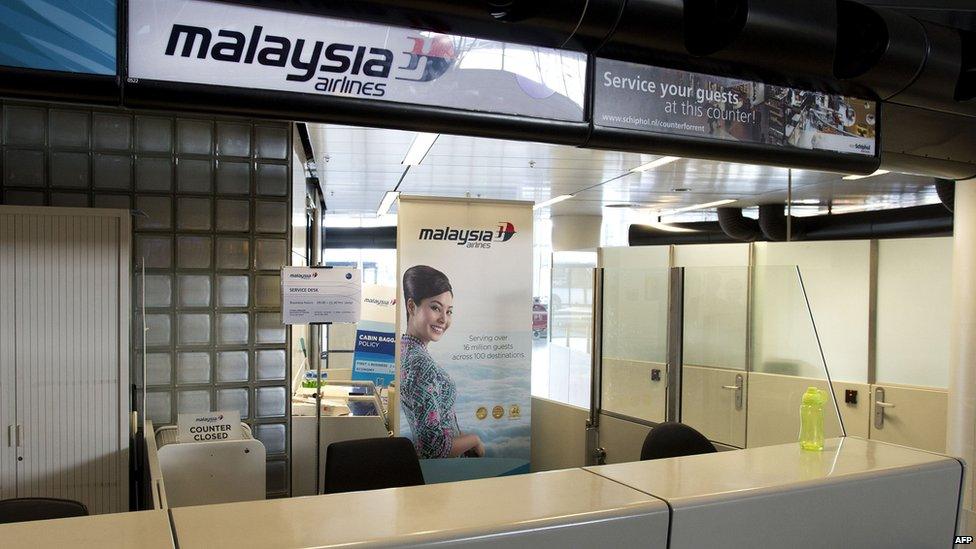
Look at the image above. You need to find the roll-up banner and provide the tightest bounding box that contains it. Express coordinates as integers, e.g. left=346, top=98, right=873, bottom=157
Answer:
left=397, top=196, right=532, bottom=479
left=594, top=58, right=878, bottom=157
left=127, top=0, right=586, bottom=121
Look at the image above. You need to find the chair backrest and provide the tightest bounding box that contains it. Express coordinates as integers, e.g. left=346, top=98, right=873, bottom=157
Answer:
left=0, top=497, right=89, bottom=524
left=323, top=437, right=425, bottom=494
left=640, top=422, right=718, bottom=461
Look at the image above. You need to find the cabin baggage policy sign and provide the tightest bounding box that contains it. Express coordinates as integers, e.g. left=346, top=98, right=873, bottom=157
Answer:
left=396, top=196, right=533, bottom=477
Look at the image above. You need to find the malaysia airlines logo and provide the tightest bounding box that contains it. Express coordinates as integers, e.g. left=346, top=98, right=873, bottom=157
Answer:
left=418, top=222, right=518, bottom=248
left=162, top=24, right=457, bottom=99
left=397, top=35, right=456, bottom=82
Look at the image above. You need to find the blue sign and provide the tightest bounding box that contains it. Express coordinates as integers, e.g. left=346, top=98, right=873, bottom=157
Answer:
left=0, top=0, right=117, bottom=75
left=352, top=320, right=396, bottom=388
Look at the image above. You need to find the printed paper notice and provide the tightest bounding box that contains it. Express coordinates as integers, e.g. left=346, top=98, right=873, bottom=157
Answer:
left=281, top=266, right=362, bottom=325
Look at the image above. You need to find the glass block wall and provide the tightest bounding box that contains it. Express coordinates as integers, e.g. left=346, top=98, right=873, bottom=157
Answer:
left=0, top=100, right=293, bottom=498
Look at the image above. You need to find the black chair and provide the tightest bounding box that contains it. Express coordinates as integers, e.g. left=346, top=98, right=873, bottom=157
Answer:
left=323, top=437, right=425, bottom=494
left=640, top=422, right=717, bottom=461
left=0, top=497, right=89, bottom=524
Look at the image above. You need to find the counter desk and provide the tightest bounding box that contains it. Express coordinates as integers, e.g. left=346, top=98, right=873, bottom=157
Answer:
left=169, top=468, right=669, bottom=548
left=0, top=437, right=962, bottom=548
left=0, top=509, right=174, bottom=549
left=586, top=437, right=963, bottom=549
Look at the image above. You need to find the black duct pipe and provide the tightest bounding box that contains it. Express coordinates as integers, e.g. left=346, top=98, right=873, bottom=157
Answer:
left=629, top=204, right=951, bottom=245
left=936, top=178, right=955, bottom=213
left=717, top=207, right=761, bottom=241
left=802, top=203, right=951, bottom=240
left=324, top=226, right=397, bottom=249
left=758, top=204, right=807, bottom=241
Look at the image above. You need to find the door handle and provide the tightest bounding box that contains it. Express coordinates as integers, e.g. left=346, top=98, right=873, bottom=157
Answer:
left=874, top=387, right=893, bottom=429
left=722, top=374, right=744, bottom=410
left=15, top=425, right=23, bottom=447
left=6, top=425, right=11, bottom=447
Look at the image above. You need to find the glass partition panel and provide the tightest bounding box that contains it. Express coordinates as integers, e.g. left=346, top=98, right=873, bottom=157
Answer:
left=678, top=265, right=844, bottom=449
left=679, top=266, right=750, bottom=447
left=600, top=267, right=670, bottom=423
left=747, top=265, right=845, bottom=447
left=546, top=264, right=594, bottom=408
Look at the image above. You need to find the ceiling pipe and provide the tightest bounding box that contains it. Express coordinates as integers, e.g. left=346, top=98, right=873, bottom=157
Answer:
left=758, top=204, right=806, bottom=241
left=717, top=207, right=762, bottom=241
left=629, top=204, right=951, bottom=245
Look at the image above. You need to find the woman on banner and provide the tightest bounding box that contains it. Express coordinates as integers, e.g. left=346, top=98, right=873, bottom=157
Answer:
left=400, top=265, right=485, bottom=458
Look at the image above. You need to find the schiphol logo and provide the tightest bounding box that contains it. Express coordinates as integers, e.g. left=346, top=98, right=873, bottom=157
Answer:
left=163, top=24, right=457, bottom=98
left=418, top=222, right=517, bottom=249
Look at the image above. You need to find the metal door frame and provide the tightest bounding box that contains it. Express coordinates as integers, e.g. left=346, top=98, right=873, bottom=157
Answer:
left=585, top=266, right=685, bottom=465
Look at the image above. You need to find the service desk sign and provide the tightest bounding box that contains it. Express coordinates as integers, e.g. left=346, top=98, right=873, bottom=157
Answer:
left=177, top=411, right=242, bottom=443
left=127, top=0, right=587, bottom=121
left=594, top=58, right=877, bottom=156
left=281, top=266, right=362, bottom=325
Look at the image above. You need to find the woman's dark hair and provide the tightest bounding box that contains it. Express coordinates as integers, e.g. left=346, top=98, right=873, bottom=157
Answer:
left=403, top=265, right=453, bottom=318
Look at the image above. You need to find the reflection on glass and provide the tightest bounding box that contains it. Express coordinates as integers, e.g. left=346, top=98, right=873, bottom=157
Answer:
left=545, top=252, right=596, bottom=407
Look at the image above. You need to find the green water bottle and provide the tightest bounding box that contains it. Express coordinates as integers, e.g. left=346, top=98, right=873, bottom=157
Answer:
left=799, top=387, right=826, bottom=451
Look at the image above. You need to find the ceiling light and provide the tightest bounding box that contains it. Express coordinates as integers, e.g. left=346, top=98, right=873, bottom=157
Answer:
left=639, top=221, right=699, bottom=233
left=377, top=191, right=400, bottom=216
left=630, top=156, right=680, bottom=173
left=842, top=169, right=889, bottom=180
left=830, top=203, right=886, bottom=214
left=533, top=194, right=574, bottom=210
left=402, top=132, right=439, bottom=166
left=667, top=199, right=737, bottom=214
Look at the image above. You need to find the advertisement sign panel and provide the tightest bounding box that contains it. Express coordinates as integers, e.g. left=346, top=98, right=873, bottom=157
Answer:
left=594, top=58, right=877, bottom=156
left=397, top=197, right=532, bottom=475
left=127, top=0, right=587, bottom=121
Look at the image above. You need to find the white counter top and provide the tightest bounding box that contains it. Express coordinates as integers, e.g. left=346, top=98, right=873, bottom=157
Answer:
left=0, top=509, right=174, bottom=549
left=586, top=437, right=962, bottom=549
left=170, top=468, right=669, bottom=548
left=585, top=436, right=957, bottom=505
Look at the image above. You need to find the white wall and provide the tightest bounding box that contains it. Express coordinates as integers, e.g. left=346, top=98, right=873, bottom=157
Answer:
left=876, top=237, right=952, bottom=388
left=753, top=241, right=872, bottom=383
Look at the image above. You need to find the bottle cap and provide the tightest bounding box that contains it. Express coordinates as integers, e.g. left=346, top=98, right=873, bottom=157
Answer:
left=802, top=386, right=826, bottom=405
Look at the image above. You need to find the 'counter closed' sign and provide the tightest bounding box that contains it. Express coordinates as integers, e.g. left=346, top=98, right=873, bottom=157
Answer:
left=177, top=411, right=243, bottom=443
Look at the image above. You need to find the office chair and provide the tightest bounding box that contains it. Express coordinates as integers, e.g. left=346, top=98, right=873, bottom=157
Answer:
left=0, top=497, right=89, bottom=524
left=323, top=437, right=425, bottom=494
left=640, top=422, right=717, bottom=461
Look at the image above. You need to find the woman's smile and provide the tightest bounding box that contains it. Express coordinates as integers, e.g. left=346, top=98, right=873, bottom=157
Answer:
left=407, top=290, right=454, bottom=344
